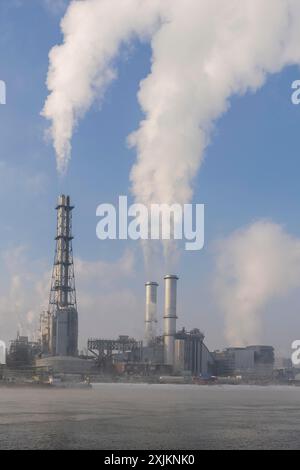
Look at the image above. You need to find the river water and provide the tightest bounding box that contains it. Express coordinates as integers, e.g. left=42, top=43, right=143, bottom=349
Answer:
left=0, top=383, right=299, bottom=450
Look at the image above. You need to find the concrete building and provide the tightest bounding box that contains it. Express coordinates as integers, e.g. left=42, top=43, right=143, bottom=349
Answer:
left=246, top=345, right=275, bottom=379
left=213, top=345, right=274, bottom=379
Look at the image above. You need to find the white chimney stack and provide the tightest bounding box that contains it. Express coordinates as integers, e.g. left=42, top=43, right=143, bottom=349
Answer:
left=163, top=275, right=179, bottom=367
left=144, top=282, right=158, bottom=346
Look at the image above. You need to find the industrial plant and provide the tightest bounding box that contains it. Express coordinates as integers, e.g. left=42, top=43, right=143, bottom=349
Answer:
left=0, top=195, right=295, bottom=386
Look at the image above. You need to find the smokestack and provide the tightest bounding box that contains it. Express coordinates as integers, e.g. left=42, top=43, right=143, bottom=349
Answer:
left=145, top=282, right=158, bottom=346
left=163, top=275, right=179, bottom=367
left=46, top=195, right=78, bottom=357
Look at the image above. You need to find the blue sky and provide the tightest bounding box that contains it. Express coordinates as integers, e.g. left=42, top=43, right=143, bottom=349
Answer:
left=0, top=0, right=299, bottom=354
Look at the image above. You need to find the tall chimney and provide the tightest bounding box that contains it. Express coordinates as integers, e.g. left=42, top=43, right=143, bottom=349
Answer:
left=47, top=195, right=78, bottom=357
left=163, top=275, right=179, bottom=367
left=145, top=282, right=158, bottom=346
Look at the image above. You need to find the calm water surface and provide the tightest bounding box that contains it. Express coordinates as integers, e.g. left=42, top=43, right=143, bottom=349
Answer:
left=0, top=383, right=299, bottom=450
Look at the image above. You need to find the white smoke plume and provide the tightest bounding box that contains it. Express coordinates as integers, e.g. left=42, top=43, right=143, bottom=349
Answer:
left=0, top=246, right=51, bottom=344
left=215, top=221, right=300, bottom=346
left=43, top=0, right=300, bottom=202
left=42, top=0, right=163, bottom=174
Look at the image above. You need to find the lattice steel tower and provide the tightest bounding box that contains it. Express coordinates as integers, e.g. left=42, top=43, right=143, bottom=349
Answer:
left=46, top=195, right=78, bottom=356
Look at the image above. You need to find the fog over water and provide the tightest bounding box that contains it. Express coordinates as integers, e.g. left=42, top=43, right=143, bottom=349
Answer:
left=0, top=383, right=300, bottom=450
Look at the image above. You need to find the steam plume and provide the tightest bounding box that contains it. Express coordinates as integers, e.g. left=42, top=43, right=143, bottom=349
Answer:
left=215, top=221, right=300, bottom=346
left=42, top=0, right=162, bottom=174
left=43, top=0, right=300, bottom=202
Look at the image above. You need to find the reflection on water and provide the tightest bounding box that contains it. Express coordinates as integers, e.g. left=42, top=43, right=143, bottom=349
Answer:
left=0, top=383, right=300, bottom=449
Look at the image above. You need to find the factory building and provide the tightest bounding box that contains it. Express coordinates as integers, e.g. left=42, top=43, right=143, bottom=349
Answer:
left=87, top=273, right=215, bottom=377
left=246, top=345, right=275, bottom=378
left=142, top=275, right=215, bottom=376
left=213, top=345, right=274, bottom=379
left=174, top=328, right=215, bottom=376
left=88, top=336, right=143, bottom=370
left=7, top=334, right=40, bottom=368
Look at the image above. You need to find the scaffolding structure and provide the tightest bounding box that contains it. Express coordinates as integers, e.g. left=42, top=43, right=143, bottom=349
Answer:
left=88, top=336, right=143, bottom=371
left=41, top=195, right=78, bottom=357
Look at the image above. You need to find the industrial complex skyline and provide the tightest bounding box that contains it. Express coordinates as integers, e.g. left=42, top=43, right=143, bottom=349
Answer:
left=2, top=0, right=300, bottom=452
left=0, top=0, right=300, bottom=358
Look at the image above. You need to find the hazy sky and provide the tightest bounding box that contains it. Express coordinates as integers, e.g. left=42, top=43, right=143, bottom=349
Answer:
left=0, top=0, right=300, bottom=356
